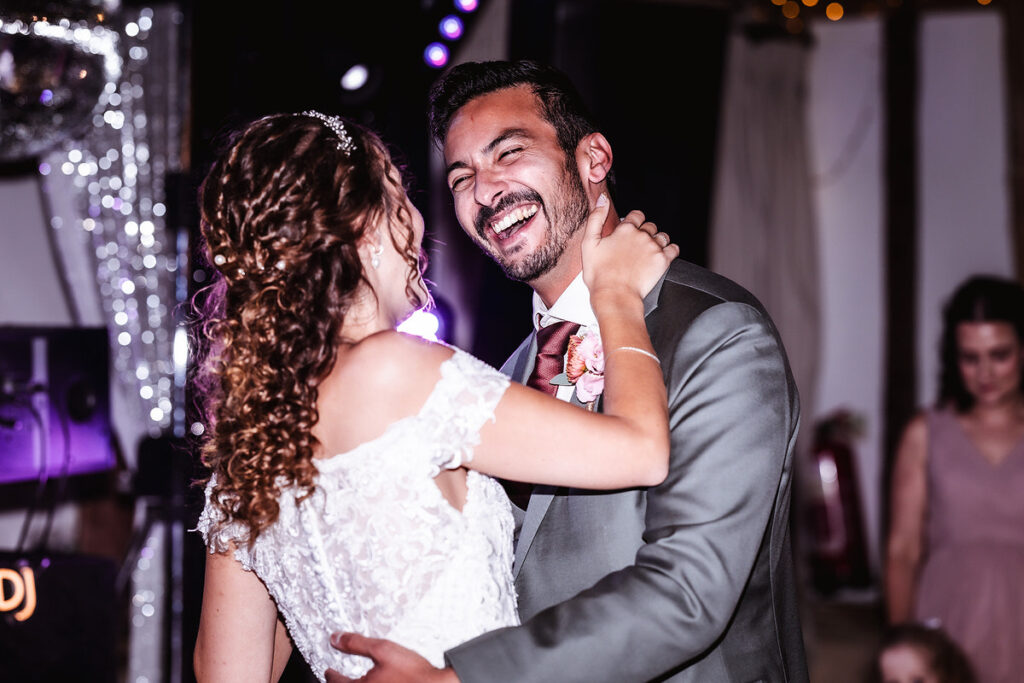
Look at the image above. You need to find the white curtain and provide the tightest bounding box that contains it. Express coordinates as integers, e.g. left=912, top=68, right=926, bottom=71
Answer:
left=710, top=30, right=821, bottom=446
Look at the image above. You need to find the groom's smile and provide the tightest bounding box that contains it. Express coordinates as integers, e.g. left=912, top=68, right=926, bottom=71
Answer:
left=488, top=202, right=540, bottom=241
left=475, top=193, right=545, bottom=251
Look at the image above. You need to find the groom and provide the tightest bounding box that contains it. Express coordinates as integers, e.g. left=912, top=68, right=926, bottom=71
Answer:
left=329, top=60, right=807, bottom=682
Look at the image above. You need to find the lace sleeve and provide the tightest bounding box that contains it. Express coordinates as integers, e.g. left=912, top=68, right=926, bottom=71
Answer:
left=194, top=475, right=255, bottom=571
left=419, top=348, right=510, bottom=476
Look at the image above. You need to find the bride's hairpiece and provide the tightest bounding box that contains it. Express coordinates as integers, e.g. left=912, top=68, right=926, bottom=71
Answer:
left=300, top=110, right=356, bottom=156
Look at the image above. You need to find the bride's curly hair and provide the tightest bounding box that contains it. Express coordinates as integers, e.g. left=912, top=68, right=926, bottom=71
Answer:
left=192, top=113, right=422, bottom=546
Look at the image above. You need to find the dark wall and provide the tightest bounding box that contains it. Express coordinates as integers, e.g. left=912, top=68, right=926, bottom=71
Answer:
left=514, top=0, right=729, bottom=262
left=188, top=2, right=454, bottom=204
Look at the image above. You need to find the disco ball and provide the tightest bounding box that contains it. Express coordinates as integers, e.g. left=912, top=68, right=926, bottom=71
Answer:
left=0, top=14, right=121, bottom=163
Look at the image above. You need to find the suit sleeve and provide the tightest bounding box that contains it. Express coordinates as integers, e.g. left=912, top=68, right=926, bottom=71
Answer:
left=445, top=302, right=799, bottom=682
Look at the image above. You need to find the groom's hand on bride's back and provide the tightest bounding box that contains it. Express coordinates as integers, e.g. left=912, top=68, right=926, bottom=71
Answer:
left=325, top=632, right=460, bottom=683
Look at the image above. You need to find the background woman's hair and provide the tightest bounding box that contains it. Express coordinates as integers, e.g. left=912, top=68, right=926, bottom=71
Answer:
left=937, top=274, right=1024, bottom=412
left=867, top=622, right=976, bottom=683
left=192, top=113, right=422, bottom=545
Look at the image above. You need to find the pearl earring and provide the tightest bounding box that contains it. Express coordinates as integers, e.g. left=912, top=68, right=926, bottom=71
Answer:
left=370, top=242, right=384, bottom=270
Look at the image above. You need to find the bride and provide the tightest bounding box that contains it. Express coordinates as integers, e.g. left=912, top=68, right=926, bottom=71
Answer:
left=191, top=111, right=677, bottom=682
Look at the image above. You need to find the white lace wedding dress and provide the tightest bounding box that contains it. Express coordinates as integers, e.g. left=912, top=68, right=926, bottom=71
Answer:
left=197, top=349, right=520, bottom=681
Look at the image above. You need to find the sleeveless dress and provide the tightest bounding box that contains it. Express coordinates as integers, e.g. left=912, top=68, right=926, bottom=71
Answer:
left=915, top=409, right=1024, bottom=683
left=196, top=349, right=520, bottom=681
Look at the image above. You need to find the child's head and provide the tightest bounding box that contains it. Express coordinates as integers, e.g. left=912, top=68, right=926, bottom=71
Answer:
left=872, top=623, right=975, bottom=683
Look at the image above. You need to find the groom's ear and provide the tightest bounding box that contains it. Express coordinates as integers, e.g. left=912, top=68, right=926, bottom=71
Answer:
left=576, top=133, right=613, bottom=185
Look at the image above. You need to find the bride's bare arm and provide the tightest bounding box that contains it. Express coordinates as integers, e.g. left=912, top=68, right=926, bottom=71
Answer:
left=195, top=548, right=289, bottom=682
left=319, top=197, right=675, bottom=490
left=473, top=197, right=675, bottom=488
left=333, top=202, right=672, bottom=491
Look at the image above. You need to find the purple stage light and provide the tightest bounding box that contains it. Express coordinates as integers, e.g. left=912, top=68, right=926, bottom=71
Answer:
left=424, top=42, right=449, bottom=69
left=455, top=0, right=479, bottom=12
left=0, top=328, right=113, bottom=485
left=440, top=15, right=464, bottom=39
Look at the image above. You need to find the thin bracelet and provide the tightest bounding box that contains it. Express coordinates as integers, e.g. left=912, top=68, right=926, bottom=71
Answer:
left=609, top=346, right=661, bottom=365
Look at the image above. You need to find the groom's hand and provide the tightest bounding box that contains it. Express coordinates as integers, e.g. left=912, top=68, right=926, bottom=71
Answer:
left=325, top=632, right=460, bottom=683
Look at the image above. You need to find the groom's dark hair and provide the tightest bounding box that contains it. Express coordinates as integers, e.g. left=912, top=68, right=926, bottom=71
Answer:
left=427, top=60, right=600, bottom=161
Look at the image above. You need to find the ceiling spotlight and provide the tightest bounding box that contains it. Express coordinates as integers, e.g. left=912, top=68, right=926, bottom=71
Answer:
left=424, top=42, right=449, bottom=69
left=439, top=15, right=464, bottom=40
left=455, top=0, right=479, bottom=11
left=340, top=64, right=369, bottom=91
left=337, top=63, right=382, bottom=106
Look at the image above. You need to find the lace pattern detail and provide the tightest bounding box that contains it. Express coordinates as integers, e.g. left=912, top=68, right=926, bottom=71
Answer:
left=422, top=349, right=510, bottom=475
left=195, top=348, right=518, bottom=681
left=195, top=478, right=255, bottom=570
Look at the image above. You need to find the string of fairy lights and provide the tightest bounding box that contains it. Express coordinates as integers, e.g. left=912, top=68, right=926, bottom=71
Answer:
left=762, top=0, right=998, bottom=35
left=10, top=7, right=185, bottom=438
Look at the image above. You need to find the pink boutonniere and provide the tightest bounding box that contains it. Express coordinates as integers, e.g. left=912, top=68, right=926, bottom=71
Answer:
left=551, top=329, right=604, bottom=405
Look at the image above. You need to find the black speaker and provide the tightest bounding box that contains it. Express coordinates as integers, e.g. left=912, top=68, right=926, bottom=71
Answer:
left=0, top=552, right=117, bottom=683
left=0, top=327, right=113, bottom=485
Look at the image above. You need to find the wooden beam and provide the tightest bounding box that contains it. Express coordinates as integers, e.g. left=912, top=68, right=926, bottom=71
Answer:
left=882, top=1, right=919, bottom=519
left=1003, top=1, right=1024, bottom=281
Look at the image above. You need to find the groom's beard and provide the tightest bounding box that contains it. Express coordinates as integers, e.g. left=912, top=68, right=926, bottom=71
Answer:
left=474, top=163, right=590, bottom=283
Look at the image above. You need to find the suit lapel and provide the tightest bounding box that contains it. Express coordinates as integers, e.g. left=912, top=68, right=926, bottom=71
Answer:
left=506, top=330, right=555, bottom=578
left=513, top=484, right=555, bottom=577
left=500, top=332, right=534, bottom=376
left=513, top=266, right=669, bottom=578
left=514, top=358, right=593, bottom=577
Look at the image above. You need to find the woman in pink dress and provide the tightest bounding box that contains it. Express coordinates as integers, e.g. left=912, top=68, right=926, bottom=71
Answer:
left=886, top=275, right=1024, bottom=683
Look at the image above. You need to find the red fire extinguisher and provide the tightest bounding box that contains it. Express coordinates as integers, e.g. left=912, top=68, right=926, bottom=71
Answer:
left=806, top=410, right=872, bottom=595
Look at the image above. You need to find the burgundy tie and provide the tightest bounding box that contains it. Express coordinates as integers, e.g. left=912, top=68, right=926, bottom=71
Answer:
left=503, top=321, right=580, bottom=509
left=527, top=321, right=581, bottom=395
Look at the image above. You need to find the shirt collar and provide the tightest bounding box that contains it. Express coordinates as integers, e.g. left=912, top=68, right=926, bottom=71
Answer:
left=531, top=271, right=598, bottom=331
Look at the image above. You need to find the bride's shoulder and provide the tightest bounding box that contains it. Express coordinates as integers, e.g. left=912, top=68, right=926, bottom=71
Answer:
left=317, top=332, right=456, bottom=438
left=315, top=331, right=452, bottom=428
left=341, top=331, right=454, bottom=388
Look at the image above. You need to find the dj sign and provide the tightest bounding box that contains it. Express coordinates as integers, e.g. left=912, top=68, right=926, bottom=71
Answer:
left=0, top=565, right=36, bottom=621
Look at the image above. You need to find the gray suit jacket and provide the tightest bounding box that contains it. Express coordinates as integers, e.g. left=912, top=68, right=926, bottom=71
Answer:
left=446, top=260, right=808, bottom=682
